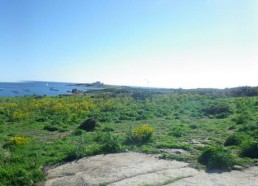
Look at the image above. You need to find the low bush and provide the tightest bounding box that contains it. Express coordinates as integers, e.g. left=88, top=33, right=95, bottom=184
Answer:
left=169, top=125, right=186, bottom=137
left=224, top=133, right=247, bottom=146
left=198, top=146, right=235, bottom=170
left=78, top=118, right=98, bottom=131
left=98, top=124, right=115, bottom=132
left=238, top=123, right=258, bottom=137
left=72, top=129, right=84, bottom=136
left=228, top=125, right=237, bottom=130
left=0, top=152, right=44, bottom=186
left=232, top=112, right=252, bottom=124
left=202, top=104, right=231, bottom=118
left=7, top=136, right=29, bottom=145
left=101, top=132, right=124, bottom=153
left=238, top=124, right=258, bottom=132
left=0, top=167, right=42, bottom=186
left=43, top=125, right=59, bottom=131
left=141, top=145, right=159, bottom=154
left=64, top=137, right=87, bottom=161
left=3, top=136, right=29, bottom=150
left=128, top=124, right=155, bottom=144
left=36, top=116, right=48, bottom=122
left=240, top=141, right=258, bottom=158
left=64, top=149, right=85, bottom=161
left=189, top=124, right=198, bottom=129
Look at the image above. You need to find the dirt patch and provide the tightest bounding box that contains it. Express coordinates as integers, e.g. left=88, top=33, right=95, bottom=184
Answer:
left=160, top=148, right=191, bottom=155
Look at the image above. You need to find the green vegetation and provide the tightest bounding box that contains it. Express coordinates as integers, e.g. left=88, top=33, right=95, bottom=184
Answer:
left=198, top=146, right=235, bottom=170
left=0, top=86, right=258, bottom=185
left=240, top=141, right=258, bottom=158
left=224, top=133, right=248, bottom=146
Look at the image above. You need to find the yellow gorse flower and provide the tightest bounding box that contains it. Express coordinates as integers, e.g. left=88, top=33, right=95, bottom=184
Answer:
left=132, top=124, right=155, bottom=141
left=8, top=136, right=29, bottom=145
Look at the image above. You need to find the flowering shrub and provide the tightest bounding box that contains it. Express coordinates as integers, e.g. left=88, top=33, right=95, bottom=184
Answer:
left=7, top=136, right=29, bottom=145
left=10, top=111, right=30, bottom=121
left=3, top=136, right=29, bottom=150
left=1, top=97, right=96, bottom=122
left=130, top=124, right=155, bottom=143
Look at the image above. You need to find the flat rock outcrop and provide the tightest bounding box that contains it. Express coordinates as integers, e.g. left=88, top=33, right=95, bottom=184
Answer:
left=44, top=152, right=258, bottom=186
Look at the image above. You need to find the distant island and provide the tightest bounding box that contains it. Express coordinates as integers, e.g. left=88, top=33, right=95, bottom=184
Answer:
left=74, top=81, right=104, bottom=87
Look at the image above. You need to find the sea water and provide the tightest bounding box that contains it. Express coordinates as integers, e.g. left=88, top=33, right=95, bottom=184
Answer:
left=0, top=81, right=101, bottom=97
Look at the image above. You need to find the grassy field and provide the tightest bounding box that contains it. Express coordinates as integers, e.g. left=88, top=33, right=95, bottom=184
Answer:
left=0, top=87, right=258, bottom=185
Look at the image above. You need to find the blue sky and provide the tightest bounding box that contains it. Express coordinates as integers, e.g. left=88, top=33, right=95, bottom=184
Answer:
left=0, top=0, right=257, bottom=88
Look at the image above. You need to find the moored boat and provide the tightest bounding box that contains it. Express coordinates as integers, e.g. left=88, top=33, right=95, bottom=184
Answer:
left=50, top=87, right=59, bottom=91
